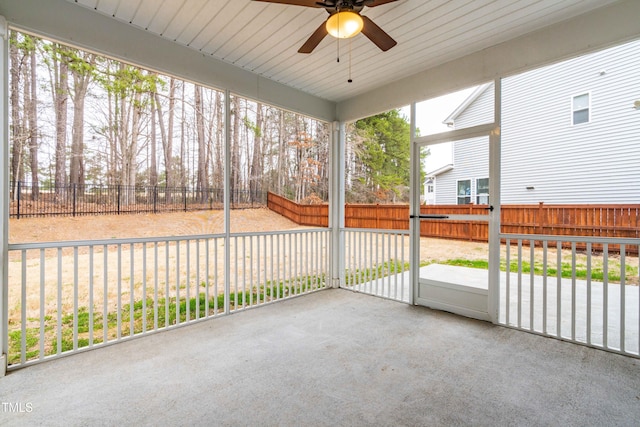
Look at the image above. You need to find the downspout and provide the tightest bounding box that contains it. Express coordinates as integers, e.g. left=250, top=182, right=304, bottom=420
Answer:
left=329, top=121, right=345, bottom=288
left=0, top=15, right=8, bottom=376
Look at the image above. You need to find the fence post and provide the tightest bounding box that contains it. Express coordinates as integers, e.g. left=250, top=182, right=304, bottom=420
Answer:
left=537, top=202, right=545, bottom=235
left=72, top=183, right=77, bottom=217
left=183, top=187, right=187, bottom=212
left=117, top=185, right=121, bottom=215
left=16, top=180, right=21, bottom=220
left=153, top=186, right=158, bottom=214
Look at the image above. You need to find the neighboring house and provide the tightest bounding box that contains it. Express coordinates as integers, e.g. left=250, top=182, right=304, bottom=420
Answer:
left=427, top=38, right=640, bottom=205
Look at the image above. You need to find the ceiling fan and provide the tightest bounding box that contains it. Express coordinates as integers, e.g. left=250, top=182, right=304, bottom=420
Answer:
left=252, top=0, right=399, bottom=54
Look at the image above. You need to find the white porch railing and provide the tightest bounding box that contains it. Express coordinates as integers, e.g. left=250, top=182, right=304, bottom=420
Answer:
left=342, top=229, right=411, bottom=303
left=500, top=234, right=640, bottom=358
left=6, top=229, right=329, bottom=369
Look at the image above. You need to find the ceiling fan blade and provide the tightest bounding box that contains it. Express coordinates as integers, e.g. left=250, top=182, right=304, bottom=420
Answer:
left=251, top=0, right=322, bottom=7
left=298, top=22, right=329, bottom=53
left=361, top=16, right=397, bottom=51
left=363, top=0, right=401, bottom=7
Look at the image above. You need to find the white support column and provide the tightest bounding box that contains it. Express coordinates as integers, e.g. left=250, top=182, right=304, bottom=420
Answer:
left=0, top=15, right=8, bottom=376
left=223, top=90, right=231, bottom=314
left=487, top=78, right=502, bottom=323
left=409, top=103, right=418, bottom=305
left=329, top=121, right=345, bottom=288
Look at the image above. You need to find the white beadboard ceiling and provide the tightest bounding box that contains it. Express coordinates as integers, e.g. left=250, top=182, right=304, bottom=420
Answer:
left=65, top=0, right=620, bottom=103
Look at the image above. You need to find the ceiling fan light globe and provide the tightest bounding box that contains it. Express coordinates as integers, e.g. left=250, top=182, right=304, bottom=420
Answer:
left=326, top=11, right=364, bottom=39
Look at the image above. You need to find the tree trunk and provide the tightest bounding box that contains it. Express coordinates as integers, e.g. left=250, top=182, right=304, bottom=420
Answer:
left=28, top=46, right=39, bottom=199
left=231, top=96, right=241, bottom=204
left=149, top=80, right=158, bottom=187
left=69, top=52, right=96, bottom=195
left=53, top=45, right=68, bottom=198
left=10, top=32, right=25, bottom=201
left=249, top=103, right=264, bottom=203
left=194, top=84, right=208, bottom=199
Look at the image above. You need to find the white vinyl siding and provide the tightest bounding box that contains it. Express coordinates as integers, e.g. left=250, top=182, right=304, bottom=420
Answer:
left=452, top=85, right=494, bottom=129
left=432, top=136, right=489, bottom=205
left=435, top=38, right=640, bottom=205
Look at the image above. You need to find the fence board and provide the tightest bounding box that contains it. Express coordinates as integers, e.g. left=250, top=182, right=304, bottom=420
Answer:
left=267, top=193, right=639, bottom=253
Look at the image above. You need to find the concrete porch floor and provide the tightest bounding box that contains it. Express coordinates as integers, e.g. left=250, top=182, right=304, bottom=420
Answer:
left=1, top=289, right=639, bottom=426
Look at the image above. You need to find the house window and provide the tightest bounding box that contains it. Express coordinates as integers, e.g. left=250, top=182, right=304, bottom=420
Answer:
left=572, top=93, right=590, bottom=125
left=457, top=180, right=471, bottom=205
left=476, top=178, right=489, bottom=204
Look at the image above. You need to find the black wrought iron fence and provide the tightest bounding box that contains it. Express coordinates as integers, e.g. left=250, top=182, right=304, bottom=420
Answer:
left=9, top=182, right=267, bottom=218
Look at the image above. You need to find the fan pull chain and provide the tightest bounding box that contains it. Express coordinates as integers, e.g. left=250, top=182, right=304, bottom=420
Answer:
left=348, top=37, right=353, bottom=83
left=336, top=13, right=340, bottom=63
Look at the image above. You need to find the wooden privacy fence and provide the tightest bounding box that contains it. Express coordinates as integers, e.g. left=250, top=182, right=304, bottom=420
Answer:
left=268, top=193, right=640, bottom=252
left=267, top=192, right=329, bottom=226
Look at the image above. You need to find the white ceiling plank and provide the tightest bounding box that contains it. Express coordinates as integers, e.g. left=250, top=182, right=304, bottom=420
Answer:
left=113, top=0, right=143, bottom=23
left=146, top=0, right=189, bottom=35
left=187, top=0, right=251, bottom=50
left=161, top=0, right=210, bottom=41
left=76, top=0, right=98, bottom=8
left=14, top=0, right=634, bottom=108
left=94, top=0, right=119, bottom=16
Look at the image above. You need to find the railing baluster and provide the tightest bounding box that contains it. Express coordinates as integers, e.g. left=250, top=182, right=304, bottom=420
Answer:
left=215, top=237, right=220, bottom=314
left=21, top=250, right=27, bottom=364
left=129, top=243, right=135, bottom=337
left=186, top=240, right=191, bottom=321
left=117, top=245, right=122, bottom=340
left=154, top=242, right=159, bottom=330
left=249, top=235, right=254, bottom=306
left=505, top=239, right=510, bottom=326
left=530, top=241, right=535, bottom=331
left=89, top=246, right=94, bottom=346
left=103, top=245, right=108, bottom=345
left=57, top=248, right=62, bottom=355
left=204, top=239, right=209, bottom=316
left=176, top=242, right=181, bottom=324
left=74, top=246, right=79, bottom=351
left=556, top=240, right=562, bottom=338
left=542, top=240, right=548, bottom=335
left=142, top=243, right=147, bottom=332
left=603, top=244, right=609, bottom=349
left=39, top=249, right=45, bottom=360
left=517, top=239, right=522, bottom=328
left=620, top=244, right=626, bottom=353
left=586, top=243, right=591, bottom=345
left=571, top=242, right=577, bottom=341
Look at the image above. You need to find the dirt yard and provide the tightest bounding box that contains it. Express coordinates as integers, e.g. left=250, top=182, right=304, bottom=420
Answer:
left=9, top=208, right=307, bottom=243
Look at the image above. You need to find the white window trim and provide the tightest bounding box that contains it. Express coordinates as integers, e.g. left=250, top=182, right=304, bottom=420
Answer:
left=571, top=92, right=591, bottom=125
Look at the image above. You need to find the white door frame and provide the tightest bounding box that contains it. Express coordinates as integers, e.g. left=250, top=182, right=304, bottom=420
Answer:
left=409, top=80, right=501, bottom=323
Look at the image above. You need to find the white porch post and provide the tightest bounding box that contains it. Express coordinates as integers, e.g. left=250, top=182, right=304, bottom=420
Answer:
left=329, top=121, right=345, bottom=288
left=488, top=78, right=502, bottom=323
left=0, top=15, right=8, bottom=376
left=409, top=103, right=418, bottom=305
left=223, top=90, right=231, bottom=314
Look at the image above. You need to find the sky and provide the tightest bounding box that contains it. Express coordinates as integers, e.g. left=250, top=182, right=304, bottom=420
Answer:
left=401, top=86, right=476, bottom=173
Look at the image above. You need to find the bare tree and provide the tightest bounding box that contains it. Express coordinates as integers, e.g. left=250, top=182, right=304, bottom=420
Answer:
left=194, top=84, right=209, bottom=199
left=27, top=41, right=39, bottom=199
left=68, top=50, right=96, bottom=191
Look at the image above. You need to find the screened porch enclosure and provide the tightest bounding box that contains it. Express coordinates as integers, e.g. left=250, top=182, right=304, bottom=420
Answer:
left=2, top=0, right=640, bottom=384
